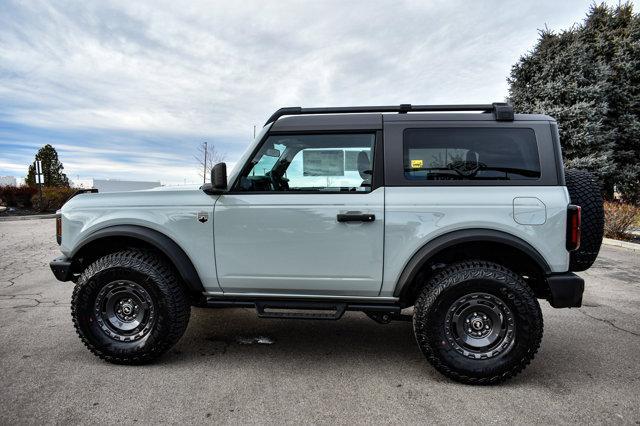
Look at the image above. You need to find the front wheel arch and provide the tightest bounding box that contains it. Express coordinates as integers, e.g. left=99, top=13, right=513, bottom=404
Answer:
left=70, top=225, right=205, bottom=295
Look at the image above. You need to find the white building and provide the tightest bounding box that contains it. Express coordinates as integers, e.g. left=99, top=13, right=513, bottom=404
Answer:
left=0, top=176, right=17, bottom=186
left=91, top=179, right=161, bottom=193
left=70, top=178, right=94, bottom=189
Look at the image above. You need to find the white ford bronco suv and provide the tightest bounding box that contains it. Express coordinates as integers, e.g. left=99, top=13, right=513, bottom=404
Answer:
left=50, top=103, right=604, bottom=384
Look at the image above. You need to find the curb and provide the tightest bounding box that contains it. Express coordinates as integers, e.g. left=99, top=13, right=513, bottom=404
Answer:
left=602, top=237, right=640, bottom=252
left=0, top=214, right=56, bottom=222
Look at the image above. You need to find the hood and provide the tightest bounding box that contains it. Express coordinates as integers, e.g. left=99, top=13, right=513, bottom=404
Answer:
left=61, top=186, right=215, bottom=212
left=145, top=184, right=202, bottom=191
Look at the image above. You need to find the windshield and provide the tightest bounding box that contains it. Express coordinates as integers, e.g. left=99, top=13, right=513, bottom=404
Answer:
left=226, top=123, right=273, bottom=187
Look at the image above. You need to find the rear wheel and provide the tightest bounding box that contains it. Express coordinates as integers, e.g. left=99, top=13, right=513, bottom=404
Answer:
left=413, top=261, right=543, bottom=385
left=71, top=250, right=190, bottom=364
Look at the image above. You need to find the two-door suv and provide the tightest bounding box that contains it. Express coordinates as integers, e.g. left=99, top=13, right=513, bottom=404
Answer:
left=50, top=103, right=604, bottom=384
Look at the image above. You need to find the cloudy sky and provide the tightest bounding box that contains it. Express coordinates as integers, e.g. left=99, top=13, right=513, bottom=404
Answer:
left=0, top=0, right=632, bottom=185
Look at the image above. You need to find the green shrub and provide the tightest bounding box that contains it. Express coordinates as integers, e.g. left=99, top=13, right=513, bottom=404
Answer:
left=0, top=185, right=38, bottom=208
left=604, top=201, right=640, bottom=240
left=31, top=187, right=77, bottom=212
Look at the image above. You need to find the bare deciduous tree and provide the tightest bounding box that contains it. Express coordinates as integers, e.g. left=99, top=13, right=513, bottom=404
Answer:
left=194, top=142, right=225, bottom=184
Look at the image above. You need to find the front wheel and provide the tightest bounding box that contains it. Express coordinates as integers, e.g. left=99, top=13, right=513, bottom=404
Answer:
left=413, top=261, right=543, bottom=385
left=71, top=250, right=190, bottom=364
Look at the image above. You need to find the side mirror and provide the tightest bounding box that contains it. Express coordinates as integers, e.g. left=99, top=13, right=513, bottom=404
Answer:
left=212, top=162, right=227, bottom=189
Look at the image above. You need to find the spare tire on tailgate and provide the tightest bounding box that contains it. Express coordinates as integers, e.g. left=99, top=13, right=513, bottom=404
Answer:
left=565, top=169, right=604, bottom=271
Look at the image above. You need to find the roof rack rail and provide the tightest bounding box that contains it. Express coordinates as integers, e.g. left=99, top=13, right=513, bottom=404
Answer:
left=265, top=102, right=514, bottom=125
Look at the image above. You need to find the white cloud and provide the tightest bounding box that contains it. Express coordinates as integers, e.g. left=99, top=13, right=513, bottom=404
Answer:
left=0, top=161, right=26, bottom=174
left=0, top=0, right=634, bottom=184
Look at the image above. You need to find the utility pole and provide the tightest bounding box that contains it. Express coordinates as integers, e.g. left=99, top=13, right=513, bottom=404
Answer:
left=203, top=141, right=207, bottom=185
left=253, top=125, right=256, bottom=139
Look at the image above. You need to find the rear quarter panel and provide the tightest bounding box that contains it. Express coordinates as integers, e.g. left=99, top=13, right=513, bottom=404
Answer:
left=380, top=185, right=570, bottom=297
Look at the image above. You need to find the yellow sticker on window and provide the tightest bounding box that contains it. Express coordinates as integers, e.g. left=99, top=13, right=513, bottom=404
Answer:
left=411, top=159, right=424, bottom=169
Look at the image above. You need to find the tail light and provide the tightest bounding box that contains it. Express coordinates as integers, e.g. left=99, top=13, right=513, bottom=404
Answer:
left=55, top=213, right=62, bottom=245
left=566, top=205, right=581, bottom=251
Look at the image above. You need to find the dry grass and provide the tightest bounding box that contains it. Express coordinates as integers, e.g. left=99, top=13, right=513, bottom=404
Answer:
left=604, top=201, right=640, bottom=240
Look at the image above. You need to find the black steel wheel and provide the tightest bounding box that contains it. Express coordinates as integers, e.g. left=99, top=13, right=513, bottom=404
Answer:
left=414, top=261, right=543, bottom=385
left=71, top=249, right=190, bottom=364
left=94, top=280, right=156, bottom=342
left=444, top=292, right=515, bottom=360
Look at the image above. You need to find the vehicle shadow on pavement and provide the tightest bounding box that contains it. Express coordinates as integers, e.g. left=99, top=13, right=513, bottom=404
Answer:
left=153, top=306, right=616, bottom=392
left=163, top=307, right=431, bottom=367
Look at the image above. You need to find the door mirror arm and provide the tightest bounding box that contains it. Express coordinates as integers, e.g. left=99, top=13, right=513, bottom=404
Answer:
left=201, top=183, right=225, bottom=195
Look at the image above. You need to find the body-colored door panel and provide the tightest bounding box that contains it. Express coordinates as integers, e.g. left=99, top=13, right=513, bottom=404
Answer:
left=214, top=188, right=385, bottom=296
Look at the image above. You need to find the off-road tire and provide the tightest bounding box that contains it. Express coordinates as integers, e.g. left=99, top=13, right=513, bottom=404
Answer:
left=71, top=249, right=190, bottom=364
left=413, top=261, right=543, bottom=385
left=565, top=169, right=604, bottom=272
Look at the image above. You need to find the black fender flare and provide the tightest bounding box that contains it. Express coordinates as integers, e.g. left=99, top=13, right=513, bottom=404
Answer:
left=71, top=225, right=205, bottom=294
left=393, top=229, right=552, bottom=297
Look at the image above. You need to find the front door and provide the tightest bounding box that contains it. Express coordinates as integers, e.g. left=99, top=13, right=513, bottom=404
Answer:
left=214, top=132, right=384, bottom=296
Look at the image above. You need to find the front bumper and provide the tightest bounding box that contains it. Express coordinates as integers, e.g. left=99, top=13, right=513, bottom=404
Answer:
left=50, top=256, right=73, bottom=282
left=546, top=272, right=584, bottom=308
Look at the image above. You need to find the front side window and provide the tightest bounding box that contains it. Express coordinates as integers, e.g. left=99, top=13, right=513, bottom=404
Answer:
left=403, top=128, right=541, bottom=181
left=237, top=133, right=375, bottom=192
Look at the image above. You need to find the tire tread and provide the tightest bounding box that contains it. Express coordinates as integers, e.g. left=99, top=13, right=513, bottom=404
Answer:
left=413, top=260, right=543, bottom=385
left=71, top=249, right=190, bottom=364
left=565, top=169, right=604, bottom=272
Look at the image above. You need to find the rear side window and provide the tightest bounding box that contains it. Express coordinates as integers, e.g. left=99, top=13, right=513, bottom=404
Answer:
left=403, top=128, right=541, bottom=181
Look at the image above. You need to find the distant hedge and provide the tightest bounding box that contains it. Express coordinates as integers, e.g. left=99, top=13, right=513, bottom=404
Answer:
left=31, top=187, right=77, bottom=212
left=0, top=185, right=38, bottom=208
left=0, top=185, right=76, bottom=211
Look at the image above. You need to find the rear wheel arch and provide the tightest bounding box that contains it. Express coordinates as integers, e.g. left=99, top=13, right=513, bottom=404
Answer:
left=394, top=229, right=552, bottom=305
left=70, top=225, right=205, bottom=295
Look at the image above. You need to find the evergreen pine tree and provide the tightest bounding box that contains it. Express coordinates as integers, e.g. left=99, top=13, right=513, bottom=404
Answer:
left=25, top=144, right=70, bottom=188
left=508, top=3, right=640, bottom=202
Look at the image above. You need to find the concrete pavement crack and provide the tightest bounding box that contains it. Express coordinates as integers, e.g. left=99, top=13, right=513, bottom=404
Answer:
left=1, top=265, right=43, bottom=288
left=0, top=293, right=69, bottom=309
left=578, top=309, right=640, bottom=337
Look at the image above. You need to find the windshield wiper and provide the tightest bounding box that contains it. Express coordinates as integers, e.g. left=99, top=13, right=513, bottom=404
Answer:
left=475, top=166, right=540, bottom=178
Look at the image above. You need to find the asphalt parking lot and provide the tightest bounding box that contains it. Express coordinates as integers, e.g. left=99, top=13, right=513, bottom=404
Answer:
left=1, top=218, right=639, bottom=424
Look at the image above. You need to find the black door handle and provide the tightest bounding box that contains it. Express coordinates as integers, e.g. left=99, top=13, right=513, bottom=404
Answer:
left=337, top=212, right=376, bottom=222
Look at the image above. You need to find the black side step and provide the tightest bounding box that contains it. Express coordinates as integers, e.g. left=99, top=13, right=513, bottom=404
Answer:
left=203, top=297, right=406, bottom=322
left=255, top=301, right=347, bottom=320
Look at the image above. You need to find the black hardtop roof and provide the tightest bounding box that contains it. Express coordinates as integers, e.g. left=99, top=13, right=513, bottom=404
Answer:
left=266, top=103, right=555, bottom=130
left=266, top=103, right=516, bottom=124
left=268, top=105, right=554, bottom=132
